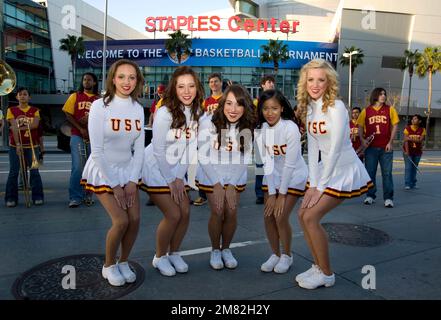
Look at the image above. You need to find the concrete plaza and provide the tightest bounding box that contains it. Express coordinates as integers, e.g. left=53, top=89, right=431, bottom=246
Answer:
left=1, top=138, right=440, bottom=300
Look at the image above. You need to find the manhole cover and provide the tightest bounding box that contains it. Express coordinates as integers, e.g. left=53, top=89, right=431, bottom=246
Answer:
left=12, top=254, right=144, bottom=300
left=322, top=223, right=390, bottom=247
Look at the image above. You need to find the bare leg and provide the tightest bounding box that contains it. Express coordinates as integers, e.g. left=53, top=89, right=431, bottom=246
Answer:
left=263, top=193, right=281, bottom=256
left=274, top=194, right=298, bottom=255
left=221, top=193, right=240, bottom=249
left=207, top=192, right=224, bottom=249
left=96, top=193, right=129, bottom=267
left=298, top=208, right=319, bottom=264
left=119, top=191, right=141, bottom=262
left=170, top=195, right=191, bottom=252
left=300, top=195, right=343, bottom=275
left=150, top=194, right=182, bottom=257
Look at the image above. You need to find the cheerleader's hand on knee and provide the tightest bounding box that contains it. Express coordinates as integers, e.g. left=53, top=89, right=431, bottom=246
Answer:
left=274, top=194, right=286, bottom=217
left=124, top=182, right=137, bottom=208
left=113, top=185, right=127, bottom=210
left=302, top=188, right=323, bottom=209
left=264, top=195, right=276, bottom=217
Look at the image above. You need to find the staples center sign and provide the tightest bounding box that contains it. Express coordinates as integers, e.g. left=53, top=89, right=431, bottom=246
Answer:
left=145, top=16, right=300, bottom=34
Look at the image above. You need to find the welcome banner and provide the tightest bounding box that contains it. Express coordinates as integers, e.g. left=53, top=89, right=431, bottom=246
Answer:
left=77, top=39, right=338, bottom=69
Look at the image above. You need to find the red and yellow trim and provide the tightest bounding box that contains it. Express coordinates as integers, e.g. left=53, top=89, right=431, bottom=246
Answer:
left=305, top=181, right=374, bottom=199
left=80, top=179, right=143, bottom=195
left=196, top=181, right=246, bottom=193
left=80, top=179, right=113, bottom=194
left=139, top=183, right=191, bottom=194
left=262, top=185, right=306, bottom=196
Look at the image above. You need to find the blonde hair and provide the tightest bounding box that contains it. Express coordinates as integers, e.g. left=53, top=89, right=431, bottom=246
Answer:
left=296, top=59, right=339, bottom=124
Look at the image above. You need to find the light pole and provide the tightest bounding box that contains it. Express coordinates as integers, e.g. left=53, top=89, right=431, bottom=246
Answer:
left=343, top=50, right=359, bottom=110
left=101, top=0, right=108, bottom=95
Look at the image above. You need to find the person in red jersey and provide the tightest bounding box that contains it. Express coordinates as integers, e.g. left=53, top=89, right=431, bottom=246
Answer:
left=62, top=73, right=100, bottom=208
left=357, top=88, right=399, bottom=208
left=202, top=73, right=223, bottom=114
left=5, top=88, right=44, bottom=207
left=349, top=107, right=363, bottom=159
left=403, top=114, right=425, bottom=190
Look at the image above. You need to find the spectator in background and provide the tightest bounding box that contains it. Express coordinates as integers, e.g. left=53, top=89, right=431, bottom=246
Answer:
left=403, top=114, right=425, bottom=190
left=147, top=84, right=166, bottom=127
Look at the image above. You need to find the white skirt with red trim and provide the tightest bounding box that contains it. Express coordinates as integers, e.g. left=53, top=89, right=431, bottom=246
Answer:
left=81, top=158, right=139, bottom=194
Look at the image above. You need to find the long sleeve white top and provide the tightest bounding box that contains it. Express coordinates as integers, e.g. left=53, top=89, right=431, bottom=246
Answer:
left=88, top=96, right=145, bottom=188
left=198, top=116, right=251, bottom=186
left=307, top=98, right=354, bottom=192
left=152, top=105, right=197, bottom=184
left=257, top=119, right=307, bottom=195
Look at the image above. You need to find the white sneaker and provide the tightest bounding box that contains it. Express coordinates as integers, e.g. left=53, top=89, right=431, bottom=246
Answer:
left=117, top=261, right=136, bottom=283
left=298, top=268, right=335, bottom=289
left=168, top=252, right=188, bottom=273
left=274, top=254, right=293, bottom=274
left=102, top=264, right=126, bottom=286
left=210, top=249, right=224, bottom=270
left=364, top=197, right=375, bottom=205
left=295, top=264, right=319, bottom=283
left=221, top=249, right=238, bottom=269
left=261, top=254, right=280, bottom=272
left=404, top=186, right=411, bottom=190
left=384, top=199, right=394, bottom=208
left=152, top=255, right=176, bottom=276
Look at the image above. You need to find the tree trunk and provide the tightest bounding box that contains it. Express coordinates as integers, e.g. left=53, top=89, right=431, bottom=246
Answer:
left=425, top=69, right=432, bottom=142
left=71, top=57, right=76, bottom=91
left=406, top=74, right=413, bottom=123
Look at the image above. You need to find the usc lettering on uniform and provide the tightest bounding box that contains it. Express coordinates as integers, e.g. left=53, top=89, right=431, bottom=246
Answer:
left=368, top=115, right=387, bottom=125
left=174, top=127, right=193, bottom=140
left=111, top=119, right=142, bottom=132
left=213, top=139, right=234, bottom=151
left=265, top=144, right=287, bottom=156
left=308, top=121, right=327, bottom=134
left=78, top=101, right=92, bottom=110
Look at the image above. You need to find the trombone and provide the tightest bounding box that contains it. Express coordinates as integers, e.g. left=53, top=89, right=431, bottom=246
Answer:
left=15, top=117, right=33, bottom=207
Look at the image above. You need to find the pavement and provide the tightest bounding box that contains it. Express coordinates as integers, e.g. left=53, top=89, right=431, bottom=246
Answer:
left=1, top=136, right=441, bottom=301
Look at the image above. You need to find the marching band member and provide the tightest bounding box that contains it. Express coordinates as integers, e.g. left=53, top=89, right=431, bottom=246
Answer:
left=5, top=87, right=44, bottom=207
left=62, top=72, right=100, bottom=208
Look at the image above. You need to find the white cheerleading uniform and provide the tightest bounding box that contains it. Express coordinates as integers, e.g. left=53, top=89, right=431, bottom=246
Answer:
left=196, top=116, right=251, bottom=193
left=307, top=98, right=373, bottom=198
left=141, top=105, right=197, bottom=193
left=256, top=119, right=308, bottom=196
left=81, top=96, right=145, bottom=194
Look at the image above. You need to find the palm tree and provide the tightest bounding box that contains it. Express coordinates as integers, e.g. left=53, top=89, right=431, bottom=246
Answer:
left=59, top=35, right=85, bottom=89
left=399, top=49, right=421, bottom=122
left=339, top=46, right=364, bottom=108
left=260, top=39, right=289, bottom=74
left=416, top=46, right=441, bottom=140
left=165, top=30, right=192, bottom=64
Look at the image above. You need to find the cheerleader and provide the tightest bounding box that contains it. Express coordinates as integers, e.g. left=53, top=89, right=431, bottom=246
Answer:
left=141, top=66, right=204, bottom=277
left=81, top=59, right=145, bottom=286
left=197, top=84, right=256, bottom=270
left=295, top=59, right=373, bottom=289
left=255, top=90, right=308, bottom=274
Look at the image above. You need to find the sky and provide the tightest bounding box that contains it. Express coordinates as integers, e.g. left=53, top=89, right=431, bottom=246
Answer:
left=83, top=0, right=231, bottom=35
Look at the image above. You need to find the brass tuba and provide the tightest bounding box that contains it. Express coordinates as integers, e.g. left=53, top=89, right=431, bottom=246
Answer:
left=0, top=59, right=16, bottom=96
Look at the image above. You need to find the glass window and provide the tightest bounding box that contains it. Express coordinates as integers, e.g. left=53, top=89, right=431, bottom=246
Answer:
left=236, top=0, right=258, bottom=17
left=16, top=8, right=25, bottom=21
left=5, top=3, right=16, bottom=17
